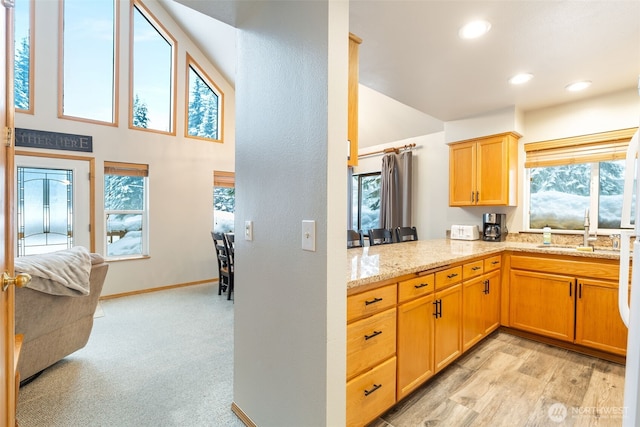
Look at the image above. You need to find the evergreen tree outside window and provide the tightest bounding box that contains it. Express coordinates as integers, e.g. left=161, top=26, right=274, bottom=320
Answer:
left=104, top=162, right=148, bottom=259
left=186, top=54, right=223, bottom=141
left=60, top=0, right=117, bottom=124
left=525, top=129, right=635, bottom=232
left=131, top=1, right=176, bottom=134
left=352, top=172, right=381, bottom=232
left=14, top=0, right=33, bottom=112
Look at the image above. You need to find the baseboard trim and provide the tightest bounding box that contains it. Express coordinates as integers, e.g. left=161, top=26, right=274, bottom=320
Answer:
left=499, top=326, right=626, bottom=365
left=231, top=402, right=257, bottom=427
left=99, top=279, right=218, bottom=300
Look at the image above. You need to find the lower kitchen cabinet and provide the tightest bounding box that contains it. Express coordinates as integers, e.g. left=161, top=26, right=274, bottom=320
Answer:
left=346, top=356, right=397, bottom=427
left=396, top=293, right=434, bottom=400
left=509, top=269, right=575, bottom=342
left=434, top=283, right=462, bottom=372
left=508, top=254, right=628, bottom=355
left=575, top=277, right=628, bottom=356
left=463, top=269, right=501, bottom=351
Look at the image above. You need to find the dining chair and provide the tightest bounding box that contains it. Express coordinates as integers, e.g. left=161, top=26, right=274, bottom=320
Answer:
left=368, top=228, right=394, bottom=246
left=396, top=226, right=418, bottom=242
left=212, top=232, right=234, bottom=298
left=347, top=229, right=364, bottom=248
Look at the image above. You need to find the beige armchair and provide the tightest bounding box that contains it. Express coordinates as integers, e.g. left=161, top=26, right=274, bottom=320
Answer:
left=15, top=252, right=109, bottom=382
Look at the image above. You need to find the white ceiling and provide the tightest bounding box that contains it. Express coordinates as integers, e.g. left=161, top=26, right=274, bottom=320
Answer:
left=167, top=0, right=640, bottom=122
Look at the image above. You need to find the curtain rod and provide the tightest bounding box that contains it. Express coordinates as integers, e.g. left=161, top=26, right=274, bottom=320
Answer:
left=358, top=143, right=417, bottom=159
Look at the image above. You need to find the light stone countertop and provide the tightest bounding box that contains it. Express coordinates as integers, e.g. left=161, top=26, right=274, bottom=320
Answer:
left=347, top=238, right=622, bottom=290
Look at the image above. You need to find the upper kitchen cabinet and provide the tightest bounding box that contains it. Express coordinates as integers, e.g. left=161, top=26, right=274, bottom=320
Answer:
left=347, top=33, right=362, bottom=167
left=448, top=132, right=521, bottom=206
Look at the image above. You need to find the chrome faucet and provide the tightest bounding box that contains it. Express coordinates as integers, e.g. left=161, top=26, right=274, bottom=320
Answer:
left=583, top=209, right=597, bottom=247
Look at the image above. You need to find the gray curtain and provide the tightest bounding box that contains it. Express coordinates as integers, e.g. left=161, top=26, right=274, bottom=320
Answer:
left=380, top=151, right=413, bottom=229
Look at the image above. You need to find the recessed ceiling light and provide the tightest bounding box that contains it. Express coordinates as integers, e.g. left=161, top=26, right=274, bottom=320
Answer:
left=459, top=20, right=492, bottom=39
left=509, top=73, right=534, bottom=85
left=565, top=80, right=592, bottom=92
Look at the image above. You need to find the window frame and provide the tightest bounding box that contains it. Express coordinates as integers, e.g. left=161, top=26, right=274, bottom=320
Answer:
left=57, top=0, right=119, bottom=126
left=351, top=171, right=382, bottom=232
left=524, top=128, right=637, bottom=234
left=129, top=0, right=177, bottom=135
left=14, top=0, right=35, bottom=114
left=185, top=53, right=224, bottom=143
left=104, top=161, right=149, bottom=260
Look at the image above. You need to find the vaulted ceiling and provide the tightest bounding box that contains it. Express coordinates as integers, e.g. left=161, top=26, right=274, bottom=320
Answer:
left=165, top=0, right=640, bottom=122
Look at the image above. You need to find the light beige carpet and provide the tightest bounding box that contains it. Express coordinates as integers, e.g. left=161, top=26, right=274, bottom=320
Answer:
left=17, top=282, right=242, bottom=427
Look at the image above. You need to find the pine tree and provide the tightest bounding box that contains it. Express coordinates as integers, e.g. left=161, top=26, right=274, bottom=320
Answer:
left=202, top=93, right=218, bottom=139
left=188, top=77, right=204, bottom=135
left=14, top=36, right=30, bottom=110
left=133, top=94, right=150, bottom=128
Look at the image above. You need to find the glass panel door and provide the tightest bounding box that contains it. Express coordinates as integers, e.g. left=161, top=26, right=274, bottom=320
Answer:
left=17, top=167, right=73, bottom=256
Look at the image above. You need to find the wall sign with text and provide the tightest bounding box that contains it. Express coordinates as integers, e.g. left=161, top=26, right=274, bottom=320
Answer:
left=15, top=128, right=93, bottom=153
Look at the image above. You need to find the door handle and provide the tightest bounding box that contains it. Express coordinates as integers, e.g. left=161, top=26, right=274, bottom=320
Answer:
left=1, top=272, right=31, bottom=292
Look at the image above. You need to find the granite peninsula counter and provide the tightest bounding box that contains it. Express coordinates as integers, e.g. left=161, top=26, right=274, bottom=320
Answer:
left=347, top=238, right=622, bottom=291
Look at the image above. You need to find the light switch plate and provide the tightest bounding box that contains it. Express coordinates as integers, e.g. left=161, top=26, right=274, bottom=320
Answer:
left=302, top=220, right=316, bottom=251
left=245, top=220, right=253, bottom=241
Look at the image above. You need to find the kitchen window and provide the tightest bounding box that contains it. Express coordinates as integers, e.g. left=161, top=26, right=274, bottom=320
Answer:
left=524, top=128, right=636, bottom=232
left=351, top=172, right=381, bottom=233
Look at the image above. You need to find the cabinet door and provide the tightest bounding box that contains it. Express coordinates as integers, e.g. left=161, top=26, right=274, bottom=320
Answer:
left=462, top=276, right=485, bottom=352
left=434, top=284, right=462, bottom=372
left=575, top=278, right=628, bottom=355
left=483, top=269, right=501, bottom=334
left=397, top=294, right=434, bottom=400
left=509, top=270, right=575, bottom=342
left=347, top=33, right=361, bottom=167
left=449, top=142, right=476, bottom=206
left=476, top=136, right=508, bottom=205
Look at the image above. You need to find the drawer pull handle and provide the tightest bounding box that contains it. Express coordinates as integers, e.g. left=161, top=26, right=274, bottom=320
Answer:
left=414, top=283, right=429, bottom=289
left=491, top=261, right=500, bottom=265
left=365, top=297, right=383, bottom=306
left=447, top=273, right=458, bottom=279
left=364, top=383, right=382, bottom=397
left=472, top=266, right=481, bottom=271
left=364, top=330, right=382, bottom=340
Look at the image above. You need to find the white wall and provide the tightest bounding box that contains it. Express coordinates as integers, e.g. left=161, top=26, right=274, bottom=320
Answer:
left=358, top=85, right=443, bottom=148
left=15, top=0, right=235, bottom=296
left=233, top=1, right=346, bottom=425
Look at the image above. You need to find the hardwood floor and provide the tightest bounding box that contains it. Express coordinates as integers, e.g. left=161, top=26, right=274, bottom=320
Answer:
left=369, top=332, right=625, bottom=427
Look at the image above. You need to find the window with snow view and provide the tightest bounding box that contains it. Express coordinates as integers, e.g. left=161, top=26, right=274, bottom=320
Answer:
left=104, top=162, right=148, bottom=258
left=186, top=54, right=223, bottom=141
left=528, top=160, right=626, bottom=230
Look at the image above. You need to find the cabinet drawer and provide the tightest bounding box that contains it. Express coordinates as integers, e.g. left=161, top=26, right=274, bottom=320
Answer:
left=347, top=284, right=397, bottom=322
left=484, top=255, right=501, bottom=272
left=398, top=274, right=434, bottom=303
left=463, top=260, right=484, bottom=280
left=435, top=266, right=462, bottom=290
left=347, top=308, right=396, bottom=379
left=346, top=356, right=396, bottom=427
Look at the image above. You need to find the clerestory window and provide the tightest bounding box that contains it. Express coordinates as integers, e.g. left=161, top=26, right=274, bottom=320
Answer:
left=186, top=53, right=224, bottom=142
left=14, top=0, right=33, bottom=113
left=130, top=0, right=176, bottom=134
left=60, top=0, right=118, bottom=124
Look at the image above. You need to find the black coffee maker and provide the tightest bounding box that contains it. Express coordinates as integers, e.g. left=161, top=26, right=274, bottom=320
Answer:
left=482, top=213, right=507, bottom=242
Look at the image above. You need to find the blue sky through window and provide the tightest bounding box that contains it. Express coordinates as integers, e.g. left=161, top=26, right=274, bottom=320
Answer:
left=132, top=4, right=173, bottom=132
left=63, top=0, right=115, bottom=122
